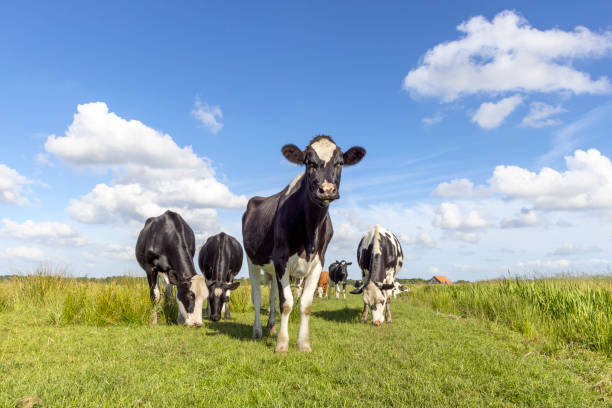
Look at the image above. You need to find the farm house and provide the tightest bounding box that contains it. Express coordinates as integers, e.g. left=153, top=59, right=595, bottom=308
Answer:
left=428, top=275, right=452, bottom=285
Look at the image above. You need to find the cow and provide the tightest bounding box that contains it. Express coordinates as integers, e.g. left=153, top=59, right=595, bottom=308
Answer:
left=350, top=225, right=403, bottom=326
left=198, top=232, right=243, bottom=322
left=316, top=271, right=329, bottom=298
left=392, top=281, right=410, bottom=298
left=135, top=210, right=207, bottom=327
left=242, top=135, right=366, bottom=352
left=328, top=260, right=351, bottom=300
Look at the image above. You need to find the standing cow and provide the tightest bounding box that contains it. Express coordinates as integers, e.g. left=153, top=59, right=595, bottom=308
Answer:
left=328, top=260, right=351, bottom=300
left=316, top=271, right=329, bottom=298
left=242, top=135, right=365, bottom=352
left=135, top=210, right=207, bottom=327
left=198, top=232, right=243, bottom=322
left=350, top=225, right=403, bottom=326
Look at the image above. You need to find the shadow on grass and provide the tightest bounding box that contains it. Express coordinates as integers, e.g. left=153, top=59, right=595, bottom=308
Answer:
left=312, top=307, right=361, bottom=323
left=205, top=320, right=254, bottom=341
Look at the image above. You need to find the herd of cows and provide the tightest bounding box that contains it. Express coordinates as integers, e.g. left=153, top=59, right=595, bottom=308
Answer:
left=135, top=135, right=408, bottom=353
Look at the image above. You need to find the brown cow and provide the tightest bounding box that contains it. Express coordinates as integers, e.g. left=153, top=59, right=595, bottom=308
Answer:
left=316, top=271, right=329, bottom=298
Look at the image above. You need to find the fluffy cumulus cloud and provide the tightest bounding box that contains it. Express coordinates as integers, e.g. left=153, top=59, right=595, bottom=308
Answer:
left=472, top=95, right=523, bottom=129
left=521, top=102, right=567, bottom=128
left=45, top=102, right=246, bottom=230
left=433, top=178, right=490, bottom=199
left=435, top=149, right=612, bottom=212
left=433, top=202, right=489, bottom=230
left=1, top=219, right=87, bottom=247
left=400, top=232, right=436, bottom=248
left=2, top=246, right=46, bottom=261
left=192, top=97, right=223, bottom=134
left=0, top=164, right=34, bottom=205
left=403, top=10, right=612, bottom=102
left=500, top=208, right=538, bottom=228
left=101, top=244, right=134, bottom=260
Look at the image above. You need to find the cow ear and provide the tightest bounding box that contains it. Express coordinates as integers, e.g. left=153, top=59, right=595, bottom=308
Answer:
left=350, top=286, right=364, bottom=294
left=381, top=283, right=395, bottom=290
left=225, top=281, right=240, bottom=291
left=347, top=262, right=352, bottom=265
left=281, top=144, right=305, bottom=165
left=343, top=147, right=366, bottom=166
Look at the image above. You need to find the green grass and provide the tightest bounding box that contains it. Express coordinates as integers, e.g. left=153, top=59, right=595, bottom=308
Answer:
left=404, top=276, right=612, bottom=356
left=0, top=271, right=610, bottom=407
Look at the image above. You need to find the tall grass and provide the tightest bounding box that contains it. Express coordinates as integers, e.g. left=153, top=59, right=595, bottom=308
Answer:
left=403, top=276, right=612, bottom=355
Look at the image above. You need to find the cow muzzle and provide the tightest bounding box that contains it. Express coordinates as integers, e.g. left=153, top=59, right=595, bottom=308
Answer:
left=316, top=183, right=339, bottom=204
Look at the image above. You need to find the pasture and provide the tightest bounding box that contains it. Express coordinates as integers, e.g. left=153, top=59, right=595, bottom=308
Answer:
left=0, top=271, right=610, bottom=407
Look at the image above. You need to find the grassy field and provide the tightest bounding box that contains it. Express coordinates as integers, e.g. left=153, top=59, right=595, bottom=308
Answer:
left=0, top=272, right=610, bottom=407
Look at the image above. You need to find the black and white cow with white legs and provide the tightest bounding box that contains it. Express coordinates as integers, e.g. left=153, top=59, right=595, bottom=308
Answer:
left=136, top=210, right=208, bottom=327
left=198, top=232, right=243, bottom=322
left=328, top=260, right=351, bottom=300
left=350, top=225, right=403, bottom=326
left=242, top=135, right=365, bottom=352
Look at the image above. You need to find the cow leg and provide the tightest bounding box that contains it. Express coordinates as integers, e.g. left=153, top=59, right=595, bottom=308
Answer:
left=317, top=287, right=322, bottom=298
left=274, top=264, right=293, bottom=353
left=224, top=289, right=231, bottom=320
left=385, top=295, right=392, bottom=323
left=248, top=259, right=263, bottom=339
left=267, top=276, right=277, bottom=335
left=335, top=283, right=340, bottom=300
left=327, top=283, right=331, bottom=300
left=147, top=269, right=160, bottom=324
left=297, top=261, right=321, bottom=352
left=360, top=302, right=369, bottom=323
left=342, top=282, right=347, bottom=300
left=205, top=299, right=211, bottom=319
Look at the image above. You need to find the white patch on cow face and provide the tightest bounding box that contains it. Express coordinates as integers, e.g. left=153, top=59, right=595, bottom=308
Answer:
left=214, top=287, right=223, bottom=297
left=310, top=138, right=337, bottom=164
left=177, top=275, right=207, bottom=327
left=362, top=281, right=386, bottom=324
left=285, top=173, right=304, bottom=196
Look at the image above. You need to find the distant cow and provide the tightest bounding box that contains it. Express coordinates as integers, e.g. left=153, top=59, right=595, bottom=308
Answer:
left=243, top=135, right=365, bottom=352
left=135, top=210, right=207, bottom=327
left=316, top=271, right=329, bottom=298
left=328, top=260, right=351, bottom=300
left=198, top=232, right=243, bottom=322
left=392, top=281, right=410, bottom=298
left=350, top=225, right=403, bottom=325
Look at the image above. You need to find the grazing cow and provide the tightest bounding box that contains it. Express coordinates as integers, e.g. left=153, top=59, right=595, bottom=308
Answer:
left=328, top=260, right=351, bottom=300
left=392, top=281, right=410, bottom=298
left=350, top=225, right=403, bottom=325
left=316, top=271, right=329, bottom=298
left=198, top=232, right=243, bottom=322
left=243, top=135, right=366, bottom=352
left=135, top=210, right=207, bottom=327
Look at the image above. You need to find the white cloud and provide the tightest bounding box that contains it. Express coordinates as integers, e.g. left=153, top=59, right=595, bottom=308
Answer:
left=500, top=208, right=538, bottom=228
left=2, top=246, right=46, bottom=261
left=44, top=102, right=246, bottom=229
left=522, top=102, right=566, bottom=127
left=490, top=149, right=612, bottom=211
left=403, top=10, right=612, bottom=102
left=422, top=114, right=444, bottom=125
left=0, top=164, right=33, bottom=205
left=1, top=218, right=87, bottom=247
left=433, top=202, right=489, bottom=230
left=445, top=231, right=479, bottom=243
left=471, top=95, right=523, bottom=129
left=433, top=178, right=490, bottom=198
left=192, top=97, right=223, bottom=134
left=548, top=243, right=601, bottom=256
left=102, top=244, right=134, bottom=260
left=400, top=232, right=436, bottom=248
left=516, top=259, right=571, bottom=270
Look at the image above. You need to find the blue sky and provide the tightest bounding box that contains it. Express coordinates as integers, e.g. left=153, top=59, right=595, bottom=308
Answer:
left=1, top=1, right=612, bottom=280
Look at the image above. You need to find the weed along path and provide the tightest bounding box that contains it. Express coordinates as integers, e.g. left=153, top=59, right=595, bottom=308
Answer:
left=0, top=295, right=609, bottom=407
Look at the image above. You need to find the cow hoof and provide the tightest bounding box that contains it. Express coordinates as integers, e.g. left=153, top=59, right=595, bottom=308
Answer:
left=298, top=344, right=312, bottom=353
left=252, top=327, right=262, bottom=339
left=275, top=344, right=289, bottom=353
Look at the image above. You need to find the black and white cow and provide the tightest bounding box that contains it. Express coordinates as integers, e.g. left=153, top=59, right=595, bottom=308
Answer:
left=350, top=225, right=403, bottom=326
left=198, top=232, right=243, bottom=322
left=135, top=210, right=207, bottom=327
left=392, top=281, right=410, bottom=298
left=242, top=135, right=365, bottom=352
left=328, top=260, right=351, bottom=300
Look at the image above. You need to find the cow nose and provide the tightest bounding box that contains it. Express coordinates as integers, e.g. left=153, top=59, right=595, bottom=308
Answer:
left=318, top=183, right=336, bottom=197
left=191, top=322, right=202, bottom=328
left=373, top=320, right=382, bottom=326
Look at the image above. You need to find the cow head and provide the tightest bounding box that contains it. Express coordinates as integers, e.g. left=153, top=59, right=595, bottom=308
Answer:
left=176, top=274, right=207, bottom=327
left=281, top=135, right=366, bottom=207
left=206, top=280, right=240, bottom=321
left=350, top=280, right=394, bottom=325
